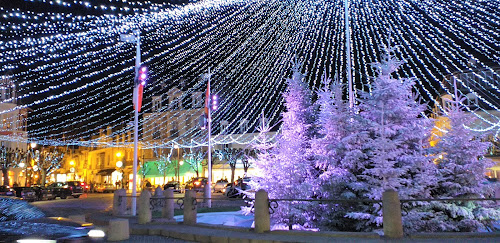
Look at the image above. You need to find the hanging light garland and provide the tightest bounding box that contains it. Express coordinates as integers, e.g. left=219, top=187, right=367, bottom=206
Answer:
left=1, top=0, right=499, bottom=147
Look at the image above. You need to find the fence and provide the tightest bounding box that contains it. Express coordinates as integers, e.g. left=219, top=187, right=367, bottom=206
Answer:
left=114, top=188, right=500, bottom=239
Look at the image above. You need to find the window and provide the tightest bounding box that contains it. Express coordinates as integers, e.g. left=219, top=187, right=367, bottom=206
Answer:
left=192, top=92, right=203, bottom=108
left=221, top=120, right=229, bottom=134
left=152, top=96, right=162, bottom=112
left=240, top=119, right=248, bottom=134
left=170, top=121, right=178, bottom=138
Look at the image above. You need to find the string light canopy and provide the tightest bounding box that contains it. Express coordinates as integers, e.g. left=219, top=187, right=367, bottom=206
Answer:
left=0, top=0, right=499, bottom=148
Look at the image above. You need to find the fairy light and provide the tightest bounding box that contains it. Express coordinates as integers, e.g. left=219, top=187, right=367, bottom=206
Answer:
left=0, top=0, right=499, bottom=147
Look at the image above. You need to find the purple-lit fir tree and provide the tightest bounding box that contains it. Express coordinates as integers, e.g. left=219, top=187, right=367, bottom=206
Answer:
left=250, top=59, right=318, bottom=229
left=311, top=74, right=363, bottom=229
left=428, top=100, right=500, bottom=232
left=342, top=44, right=436, bottom=232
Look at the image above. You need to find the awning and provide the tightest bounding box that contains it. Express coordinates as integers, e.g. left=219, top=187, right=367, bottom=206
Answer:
left=139, top=160, right=201, bottom=178
left=96, top=168, right=116, bottom=176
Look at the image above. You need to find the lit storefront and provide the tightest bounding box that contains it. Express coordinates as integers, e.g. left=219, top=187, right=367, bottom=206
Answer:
left=138, top=160, right=199, bottom=187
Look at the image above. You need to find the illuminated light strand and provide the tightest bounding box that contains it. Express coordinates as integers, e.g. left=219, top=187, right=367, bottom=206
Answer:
left=1, top=0, right=499, bottom=147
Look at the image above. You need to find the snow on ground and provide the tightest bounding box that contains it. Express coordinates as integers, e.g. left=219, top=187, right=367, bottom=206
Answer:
left=173, top=211, right=254, bottom=228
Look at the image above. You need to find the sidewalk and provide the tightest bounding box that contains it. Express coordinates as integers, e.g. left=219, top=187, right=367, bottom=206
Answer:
left=87, top=212, right=500, bottom=243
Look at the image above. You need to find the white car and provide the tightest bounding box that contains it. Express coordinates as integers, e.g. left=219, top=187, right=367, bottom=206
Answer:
left=213, top=179, right=229, bottom=193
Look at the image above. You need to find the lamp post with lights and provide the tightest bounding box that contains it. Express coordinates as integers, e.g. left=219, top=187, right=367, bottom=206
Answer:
left=203, top=69, right=218, bottom=208
left=120, top=30, right=147, bottom=216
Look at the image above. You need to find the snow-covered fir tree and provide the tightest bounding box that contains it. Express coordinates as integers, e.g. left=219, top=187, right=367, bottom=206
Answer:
left=311, top=74, right=363, bottom=230
left=428, top=98, right=500, bottom=232
left=342, top=44, right=436, bottom=232
left=250, top=58, right=317, bottom=229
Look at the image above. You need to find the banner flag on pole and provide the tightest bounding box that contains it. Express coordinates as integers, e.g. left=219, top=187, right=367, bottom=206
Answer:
left=133, top=84, right=144, bottom=112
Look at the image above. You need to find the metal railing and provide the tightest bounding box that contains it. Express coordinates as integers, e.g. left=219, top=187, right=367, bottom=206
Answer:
left=114, top=189, right=500, bottom=238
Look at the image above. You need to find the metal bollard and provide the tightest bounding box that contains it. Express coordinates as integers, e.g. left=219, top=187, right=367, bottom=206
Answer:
left=255, top=189, right=270, bottom=233
left=383, top=189, right=403, bottom=238
left=183, top=189, right=197, bottom=225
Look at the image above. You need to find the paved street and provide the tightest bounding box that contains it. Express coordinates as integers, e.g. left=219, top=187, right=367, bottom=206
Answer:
left=31, top=193, right=115, bottom=217
left=30, top=191, right=244, bottom=218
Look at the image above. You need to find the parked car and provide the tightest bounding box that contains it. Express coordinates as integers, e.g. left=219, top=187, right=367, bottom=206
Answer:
left=0, top=196, right=106, bottom=242
left=95, top=184, right=117, bottom=193
left=163, top=181, right=181, bottom=193
left=185, top=177, right=208, bottom=192
left=31, top=185, right=56, bottom=201
left=48, top=181, right=83, bottom=199
left=0, top=185, right=14, bottom=196
left=213, top=179, right=228, bottom=193
left=225, top=177, right=252, bottom=198
left=13, top=187, right=37, bottom=202
left=81, top=181, right=91, bottom=193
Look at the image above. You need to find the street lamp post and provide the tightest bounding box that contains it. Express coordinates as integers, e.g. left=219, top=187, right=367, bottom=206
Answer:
left=120, top=29, right=142, bottom=216
left=205, top=68, right=218, bottom=208
left=115, top=151, right=124, bottom=189
left=116, top=160, right=124, bottom=189
left=25, top=142, right=37, bottom=186
left=174, top=145, right=180, bottom=183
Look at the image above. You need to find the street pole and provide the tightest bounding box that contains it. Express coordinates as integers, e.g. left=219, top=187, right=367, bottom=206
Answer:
left=207, top=68, right=212, bottom=208
left=131, top=29, right=141, bottom=216
left=345, top=0, right=353, bottom=109
left=175, top=145, right=180, bottom=183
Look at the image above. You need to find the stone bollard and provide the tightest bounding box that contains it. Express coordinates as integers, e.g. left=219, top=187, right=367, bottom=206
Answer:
left=162, top=188, right=174, bottom=220
left=254, top=189, right=270, bottom=233
left=68, top=214, right=86, bottom=222
left=382, top=189, right=403, bottom=239
left=108, top=218, right=130, bottom=241
left=138, top=190, right=152, bottom=224
left=154, top=186, right=163, bottom=197
left=496, top=187, right=500, bottom=205
left=113, top=189, right=127, bottom=216
left=152, top=186, right=164, bottom=213
left=183, top=189, right=197, bottom=225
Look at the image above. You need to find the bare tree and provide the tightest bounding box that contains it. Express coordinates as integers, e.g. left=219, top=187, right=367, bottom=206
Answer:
left=154, top=147, right=174, bottom=183
left=33, top=148, right=65, bottom=186
left=0, top=146, right=21, bottom=186
left=183, top=147, right=204, bottom=177
left=241, top=149, right=256, bottom=177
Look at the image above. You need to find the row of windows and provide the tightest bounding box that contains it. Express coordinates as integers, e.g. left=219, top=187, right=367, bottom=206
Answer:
left=152, top=93, right=204, bottom=112
left=453, top=69, right=500, bottom=91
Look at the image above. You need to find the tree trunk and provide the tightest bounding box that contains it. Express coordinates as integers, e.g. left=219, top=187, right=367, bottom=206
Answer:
left=230, top=165, right=235, bottom=184
left=2, top=167, right=9, bottom=186
left=40, top=170, right=47, bottom=187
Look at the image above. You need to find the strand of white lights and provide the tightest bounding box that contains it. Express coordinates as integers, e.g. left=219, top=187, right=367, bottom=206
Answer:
left=396, top=0, right=500, bottom=114
left=136, top=1, right=270, bottom=146
left=359, top=0, right=444, bottom=111
left=3, top=0, right=499, bottom=146
left=144, top=0, right=286, bottom=146
left=150, top=0, right=301, bottom=147
left=391, top=0, right=500, bottom=129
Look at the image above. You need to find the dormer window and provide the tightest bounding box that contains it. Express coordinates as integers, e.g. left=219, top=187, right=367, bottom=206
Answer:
left=260, top=116, right=268, bottom=128
left=466, top=93, right=478, bottom=108
left=240, top=119, right=248, bottom=134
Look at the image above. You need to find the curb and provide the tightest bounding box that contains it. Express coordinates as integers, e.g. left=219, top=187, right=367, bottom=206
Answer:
left=410, top=232, right=500, bottom=239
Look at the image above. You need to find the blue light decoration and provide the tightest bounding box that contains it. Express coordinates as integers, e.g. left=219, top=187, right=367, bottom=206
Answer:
left=0, top=0, right=498, bottom=148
